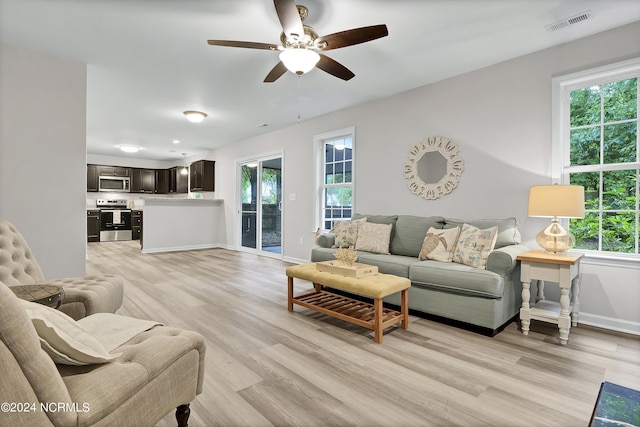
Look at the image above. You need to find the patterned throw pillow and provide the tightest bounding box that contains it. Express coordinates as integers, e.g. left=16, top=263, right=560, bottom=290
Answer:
left=331, top=218, right=366, bottom=248
left=452, top=224, right=499, bottom=269
left=418, top=226, right=461, bottom=262
left=355, top=222, right=393, bottom=254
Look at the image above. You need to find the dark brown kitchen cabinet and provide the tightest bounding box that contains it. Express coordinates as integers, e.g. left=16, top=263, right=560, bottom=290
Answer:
left=189, top=160, right=215, bottom=192
left=97, top=165, right=130, bottom=177
left=169, top=167, right=188, bottom=193
left=87, top=210, right=100, bottom=242
left=88, top=164, right=131, bottom=192
left=131, top=168, right=155, bottom=193
left=132, top=210, right=143, bottom=241
left=87, top=165, right=99, bottom=192
left=155, top=169, right=169, bottom=194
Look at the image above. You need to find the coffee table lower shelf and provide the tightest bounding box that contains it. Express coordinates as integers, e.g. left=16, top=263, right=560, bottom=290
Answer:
left=291, top=290, right=405, bottom=340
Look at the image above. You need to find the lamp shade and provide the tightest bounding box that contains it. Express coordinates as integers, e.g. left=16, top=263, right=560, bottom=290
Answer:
left=279, top=48, right=320, bottom=75
left=528, top=184, right=585, bottom=218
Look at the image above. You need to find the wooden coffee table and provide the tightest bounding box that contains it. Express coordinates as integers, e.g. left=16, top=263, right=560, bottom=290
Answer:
left=11, top=284, right=65, bottom=308
left=286, top=263, right=411, bottom=343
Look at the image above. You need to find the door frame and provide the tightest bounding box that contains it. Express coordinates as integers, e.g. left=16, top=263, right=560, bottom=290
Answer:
left=235, top=150, right=284, bottom=259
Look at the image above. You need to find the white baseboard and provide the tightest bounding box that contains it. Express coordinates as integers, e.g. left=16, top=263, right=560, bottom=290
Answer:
left=142, top=243, right=223, bottom=254
left=282, top=256, right=308, bottom=264
left=578, top=312, right=640, bottom=336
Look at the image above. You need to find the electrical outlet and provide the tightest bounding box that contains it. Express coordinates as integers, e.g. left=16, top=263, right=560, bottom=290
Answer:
left=299, top=237, right=304, bottom=245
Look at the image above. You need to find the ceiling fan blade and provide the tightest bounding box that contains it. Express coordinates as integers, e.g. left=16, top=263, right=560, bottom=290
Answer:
left=273, top=0, right=304, bottom=39
left=316, top=54, right=355, bottom=81
left=207, top=40, right=279, bottom=50
left=316, top=24, right=389, bottom=51
left=264, top=61, right=288, bottom=83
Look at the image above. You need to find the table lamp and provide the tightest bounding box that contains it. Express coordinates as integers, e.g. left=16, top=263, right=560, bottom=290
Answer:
left=528, top=184, right=585, bottom=254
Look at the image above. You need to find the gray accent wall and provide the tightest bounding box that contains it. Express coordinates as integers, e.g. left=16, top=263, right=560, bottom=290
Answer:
left=0, top=44, right=87, bottom=279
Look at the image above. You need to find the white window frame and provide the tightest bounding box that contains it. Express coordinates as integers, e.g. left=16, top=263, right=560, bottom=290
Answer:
left=314, top=127, right=355, bottom=231
left=552, top=57, right=640, bottom=264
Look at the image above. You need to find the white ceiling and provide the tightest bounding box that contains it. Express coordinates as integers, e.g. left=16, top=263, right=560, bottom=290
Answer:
left=2, top=0, right=640, bottom=161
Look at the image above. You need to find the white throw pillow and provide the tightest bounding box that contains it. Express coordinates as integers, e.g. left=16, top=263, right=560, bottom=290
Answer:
left=20, top=300, right=117, bottom=365
left=355, top=222, right=393, bottom=254
left=419, top=226, right=461, bottom=262
left=452, top=224, right=499, bottom=269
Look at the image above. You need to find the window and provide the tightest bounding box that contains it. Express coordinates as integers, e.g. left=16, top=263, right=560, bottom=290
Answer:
left=315, top=128, right=354, bottom=230
left=553, top=59, right=639, bottom=258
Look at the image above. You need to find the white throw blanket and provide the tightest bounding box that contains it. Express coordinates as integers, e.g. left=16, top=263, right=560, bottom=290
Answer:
left=78, top=313, right=162, bottom=352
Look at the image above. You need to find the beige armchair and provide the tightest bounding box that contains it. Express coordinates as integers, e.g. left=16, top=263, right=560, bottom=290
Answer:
left=0, top=281, right=206, bottom=427
left=0, top=219, right=123, bottom=320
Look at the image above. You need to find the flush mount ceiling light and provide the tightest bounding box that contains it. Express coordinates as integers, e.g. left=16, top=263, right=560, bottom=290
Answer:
left=118, top=144, right=140, bottom=153
left=183, top=111, right=207, bottom=123
left=279, top=48, right=320, bottom=75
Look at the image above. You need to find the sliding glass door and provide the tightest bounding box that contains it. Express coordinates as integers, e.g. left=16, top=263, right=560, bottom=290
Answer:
left=239, top=156, right=282, bottom=256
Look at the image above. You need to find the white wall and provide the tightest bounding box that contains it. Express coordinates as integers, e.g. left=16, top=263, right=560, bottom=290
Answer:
left=142, top=199, right=222, bottom=253
left=0, top=44, right=87, bottom=279
left=207, top=21, right=640, bottom=333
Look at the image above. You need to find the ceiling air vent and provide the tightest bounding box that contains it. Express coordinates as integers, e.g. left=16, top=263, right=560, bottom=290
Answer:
left=545, top=10, right=593, bottom=32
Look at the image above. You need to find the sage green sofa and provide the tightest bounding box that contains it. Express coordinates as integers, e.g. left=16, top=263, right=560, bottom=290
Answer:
left=311, top=214, right=530, bottom=334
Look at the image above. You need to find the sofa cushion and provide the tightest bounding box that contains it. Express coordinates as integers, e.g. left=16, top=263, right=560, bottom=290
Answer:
left=355, top=252, right=417, bottom=277
left=355, top=222, right=393, bottom=254
left=419, top=226, right=460, bottom=262
left=409, top=260, right=504, bottom=298
left=444, top=217, right=521, bottom=249
left=390, top=215, right=446, bottom=257
left=452, top=224, right=498, bottom=270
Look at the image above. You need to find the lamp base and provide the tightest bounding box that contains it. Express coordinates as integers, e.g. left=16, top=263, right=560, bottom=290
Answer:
left=536, top=218, right=575, bottom=255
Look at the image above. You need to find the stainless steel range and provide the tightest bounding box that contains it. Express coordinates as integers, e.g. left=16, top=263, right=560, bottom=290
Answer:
left=96, top=199, right=132, bottom=241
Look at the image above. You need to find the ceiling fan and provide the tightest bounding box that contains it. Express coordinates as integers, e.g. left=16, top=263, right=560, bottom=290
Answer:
left=207, top=0, right=388, bottom=82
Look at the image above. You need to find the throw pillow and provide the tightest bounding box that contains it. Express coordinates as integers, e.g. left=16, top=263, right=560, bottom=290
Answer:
left=452, top=224, right=499, bottom=270
left=20, top=300, right=117, bottom=365
left=331, top=218, right=366, bottom=248
left=418, top=226, right=460, bottom=262
left=355, top=222, right=393, bottom=254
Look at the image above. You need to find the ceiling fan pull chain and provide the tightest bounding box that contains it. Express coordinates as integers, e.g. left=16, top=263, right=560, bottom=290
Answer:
left=297, top=75, right=302, bottom=122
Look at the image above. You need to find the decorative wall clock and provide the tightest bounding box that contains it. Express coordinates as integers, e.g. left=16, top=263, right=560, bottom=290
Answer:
left=403, top=136, right=464, bottom=200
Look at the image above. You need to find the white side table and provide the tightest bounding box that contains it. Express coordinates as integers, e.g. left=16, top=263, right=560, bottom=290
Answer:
left=517, top=250, right=584, bottom=345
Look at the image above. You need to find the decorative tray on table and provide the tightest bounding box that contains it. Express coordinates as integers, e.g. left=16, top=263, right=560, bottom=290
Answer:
left=316, top=261, right=378, bottom=278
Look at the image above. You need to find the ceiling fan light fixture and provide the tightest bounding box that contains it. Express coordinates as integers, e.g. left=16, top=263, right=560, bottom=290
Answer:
left=183, top=110, right=207, bottom=123
left=279, top=48, right=320, bottom=75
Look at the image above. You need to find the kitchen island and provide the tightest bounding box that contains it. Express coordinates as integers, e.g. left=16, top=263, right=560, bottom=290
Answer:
left=142, top=198, right=223, bottom=253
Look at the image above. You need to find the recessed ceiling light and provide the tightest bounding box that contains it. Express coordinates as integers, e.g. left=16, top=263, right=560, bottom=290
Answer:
left=173, top=139, right=180, bottom=144
left=118, top=144, right=140, bottom=153
left=183, top=110, right=207, bottom=123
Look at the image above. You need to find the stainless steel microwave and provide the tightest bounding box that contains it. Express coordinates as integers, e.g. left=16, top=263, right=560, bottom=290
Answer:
left=98, top=176, right=130, bottom=192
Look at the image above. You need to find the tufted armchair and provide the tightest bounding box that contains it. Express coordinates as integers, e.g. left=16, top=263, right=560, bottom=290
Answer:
left=0, top=281, right=206, bottom=427
left=0, top=219, right=123, bottom=320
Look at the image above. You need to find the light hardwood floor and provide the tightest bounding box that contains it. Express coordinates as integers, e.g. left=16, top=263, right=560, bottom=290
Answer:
left=86, top=241, right=640, bottom=427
